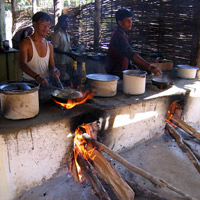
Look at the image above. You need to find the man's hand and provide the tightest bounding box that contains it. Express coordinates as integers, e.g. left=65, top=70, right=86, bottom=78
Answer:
left=35, top=75, right=49, bottom=88
left=150, top=65, right=163, bottom=77
left=50, top=67, right=60, bottom=79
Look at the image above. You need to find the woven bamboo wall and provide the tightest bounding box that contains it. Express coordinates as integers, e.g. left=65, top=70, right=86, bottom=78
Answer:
left=68, top=0, right=200, bottom=65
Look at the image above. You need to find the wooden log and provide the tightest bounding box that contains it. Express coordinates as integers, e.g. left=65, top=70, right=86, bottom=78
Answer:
left=84, top=137, right=197, bottom=200
left=86, top=141, right=135, bottom=200
left=183, top=140, right=200, bottom=161
left=77, top=154, right=111, bottom=200
left=126, top=180, right=170, bottom=200
left=166, top=122, right=200, bottom=173
left=71, top=157, right=79, bottom=183
left=171, top=115, right=200, bottom=141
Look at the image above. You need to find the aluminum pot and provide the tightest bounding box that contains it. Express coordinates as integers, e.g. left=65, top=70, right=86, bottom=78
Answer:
left=176, top=65, right=198, bottom=79
left=123, top=70, right=147, bottom=95
left=86, top=73, right=119, bottom=97
left=0, top=81, right=40, bottom=120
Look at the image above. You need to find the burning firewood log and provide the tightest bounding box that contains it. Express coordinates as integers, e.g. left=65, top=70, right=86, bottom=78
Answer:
left=72, top=124, right=135, bottom=200
left=166, top=122, right=200, bottom=173
left=77, top=154, right=111, bottom=200
left=170, top=115, right=200, bottom=141
left=88, top=148, right=135, bottom=200
left=83, top=135, right=197, bottom=200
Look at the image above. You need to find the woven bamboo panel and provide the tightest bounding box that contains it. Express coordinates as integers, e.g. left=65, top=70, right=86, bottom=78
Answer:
left=68, top=0, right=200, bottom=65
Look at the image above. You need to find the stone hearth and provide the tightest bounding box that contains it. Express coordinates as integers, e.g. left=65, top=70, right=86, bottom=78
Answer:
left=0, top=72, right=200, bottom=200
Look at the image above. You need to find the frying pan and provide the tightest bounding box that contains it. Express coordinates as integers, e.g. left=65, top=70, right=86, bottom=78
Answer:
left=151, top=77, right=172, bottom=89
left=51, top=88, right=83, bottom=103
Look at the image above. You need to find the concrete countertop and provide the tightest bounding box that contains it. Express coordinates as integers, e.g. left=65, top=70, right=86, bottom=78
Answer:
left=0, top=72, right=199, bottom=134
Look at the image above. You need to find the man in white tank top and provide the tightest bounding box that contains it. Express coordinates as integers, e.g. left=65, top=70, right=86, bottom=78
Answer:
left=20, top=11, right=60, bottom=88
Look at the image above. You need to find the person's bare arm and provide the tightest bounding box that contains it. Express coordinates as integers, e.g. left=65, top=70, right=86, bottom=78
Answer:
left=133, top=54, right=162, bottom=77
left=48, top=42, right=60, bottom=78
left=19, top=38, right=49, bottom=87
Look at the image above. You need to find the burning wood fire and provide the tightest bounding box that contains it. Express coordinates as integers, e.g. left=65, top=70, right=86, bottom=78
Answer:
left=52, top=89, right=94, bottom=109
left=71, top=122, right=135, bottom=199
left=166, top=100, right=182, bottom=127
left=166, top=100, right=200, bottom=173
left=70, top=121, right=196, bottom=200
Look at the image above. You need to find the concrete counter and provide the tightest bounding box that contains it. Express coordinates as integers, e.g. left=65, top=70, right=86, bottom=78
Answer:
left=0, top=73, right=199, bottom=134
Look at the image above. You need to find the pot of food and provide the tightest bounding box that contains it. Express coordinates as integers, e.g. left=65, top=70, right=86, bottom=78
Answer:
left=176, top=65, right=198, bottom=79
left=0, top=81, right=40, bottom=120
left=123, top=70, right=147, bottom=95
left=51, top=88, right=83, bottom=103
left=86, top=73, right=119, bottom=97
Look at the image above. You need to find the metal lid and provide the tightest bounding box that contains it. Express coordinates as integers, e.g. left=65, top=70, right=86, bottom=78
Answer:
left=177, top=65, right=198, bottom=70
left=86, top=73, right=119, bottom=81
left=0, top=80, right=40, bottom=94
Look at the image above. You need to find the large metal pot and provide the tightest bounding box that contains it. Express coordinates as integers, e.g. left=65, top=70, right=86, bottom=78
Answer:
left=176, top=65, right=198, bottom=79
left=123, top=70, right=147, bottom=95
left=86, top=73, right=119, bottom=97
left=0, top=81, right=40, bottom=120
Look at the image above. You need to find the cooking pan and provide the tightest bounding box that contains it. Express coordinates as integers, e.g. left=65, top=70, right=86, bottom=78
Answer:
left=151, top=77, right=172, bottom=89
left=51, top=88, right=83, bottom=103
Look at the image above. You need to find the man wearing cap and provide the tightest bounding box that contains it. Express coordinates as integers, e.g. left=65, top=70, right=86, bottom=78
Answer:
left=106, top=9, right=162, bottom=78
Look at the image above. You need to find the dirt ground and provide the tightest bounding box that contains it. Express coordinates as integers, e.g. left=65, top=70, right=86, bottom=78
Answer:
left=17, top=127, right=200, bottom=200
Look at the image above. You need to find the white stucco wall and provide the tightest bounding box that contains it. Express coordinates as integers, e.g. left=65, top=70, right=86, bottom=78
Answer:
left=0, top=119, right=73, bottom=200
left=102, top=98, right=170, bottom=152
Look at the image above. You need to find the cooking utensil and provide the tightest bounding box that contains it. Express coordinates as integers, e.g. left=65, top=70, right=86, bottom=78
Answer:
left=176, top=65, right=198, bottom=79
left=86, top=73, right=119, bottom=97
left=51, top=88, right=83, bottom=103
left=151, top=77, right=171, bottom=89
left=55, top=76, right=64, bottom=90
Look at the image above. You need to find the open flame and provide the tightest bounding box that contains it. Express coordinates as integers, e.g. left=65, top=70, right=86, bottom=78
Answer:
left=53, top=89, right=94, bottom=109
left=72, top=124, right=97, bottom=182
left=166, top=100, right=182, bottom=127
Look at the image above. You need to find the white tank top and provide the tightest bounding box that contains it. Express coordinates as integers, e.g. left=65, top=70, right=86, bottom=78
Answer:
left=23, top=36, right=50, bottom=80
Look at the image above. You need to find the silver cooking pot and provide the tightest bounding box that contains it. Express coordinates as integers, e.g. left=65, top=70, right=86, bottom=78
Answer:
left=86, top=73, right=119, bottom=97
left=0, top=81, right=40, bottom=120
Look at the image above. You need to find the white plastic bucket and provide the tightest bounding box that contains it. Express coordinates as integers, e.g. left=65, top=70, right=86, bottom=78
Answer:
left=123, top=70, right=147, bottom=95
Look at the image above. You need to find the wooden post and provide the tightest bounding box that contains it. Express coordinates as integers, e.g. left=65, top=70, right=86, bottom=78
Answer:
left=94, top=0, right=101, bottom=51
left=32, top=0, right=37, bottom=14
left=53, top=0, right=63, bottom=25
left=0, top=0, right=5, bottom=41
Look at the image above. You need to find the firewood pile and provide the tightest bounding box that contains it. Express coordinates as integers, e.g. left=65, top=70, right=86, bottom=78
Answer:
left=166, top=100, right=200, bottom=174
left=70, top=119, right=198, bottom=200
